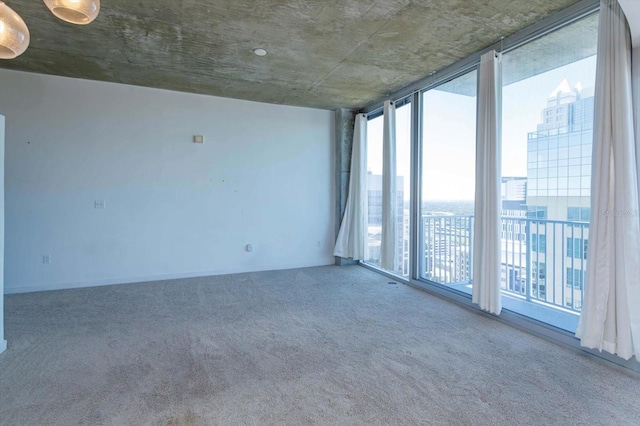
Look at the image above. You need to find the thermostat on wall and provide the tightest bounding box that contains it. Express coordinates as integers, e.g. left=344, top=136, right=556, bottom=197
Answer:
left=193, top=135, right=204, bottom=144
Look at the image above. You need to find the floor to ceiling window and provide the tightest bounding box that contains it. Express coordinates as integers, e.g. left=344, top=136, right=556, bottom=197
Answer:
left=364, top=100, right=412, bottom=278
left=395, top=100, right=412, bottom=277
left=365, top=114, right=383, bottom=268
left=360, top=2, right=599, bottom=334
left=412, top=11, right=598, bottom=332
left=499, top=12, right=597, bottom=330
left=420, top=71, right=477, bottom=288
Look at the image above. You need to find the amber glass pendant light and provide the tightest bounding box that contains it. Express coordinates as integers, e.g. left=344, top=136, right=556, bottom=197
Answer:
left=0, top=1, right=30, bottom=59
left=43, top=0, right=100, bottom=25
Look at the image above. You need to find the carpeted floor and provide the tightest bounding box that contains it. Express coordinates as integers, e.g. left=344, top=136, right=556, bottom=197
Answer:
left=1, top=265, right=639, bottom=425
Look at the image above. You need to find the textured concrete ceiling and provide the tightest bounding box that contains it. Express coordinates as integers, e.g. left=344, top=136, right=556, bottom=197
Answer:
left=0, top=0, right=582, bottom=110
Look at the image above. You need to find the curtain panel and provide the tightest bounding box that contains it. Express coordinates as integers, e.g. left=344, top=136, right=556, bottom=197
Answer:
left=576, top=0, right=640, bottom=360
left=334, top=114, right=368, bottom=260
left=472, top=50, right=503, bottom=315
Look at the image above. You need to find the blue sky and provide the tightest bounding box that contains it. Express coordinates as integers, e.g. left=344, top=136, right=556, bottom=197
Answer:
left=367, top=54, right=598, bottom=201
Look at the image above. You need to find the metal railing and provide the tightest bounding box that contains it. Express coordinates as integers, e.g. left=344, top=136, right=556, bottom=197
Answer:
left=421, top=215, right=589, bottom=313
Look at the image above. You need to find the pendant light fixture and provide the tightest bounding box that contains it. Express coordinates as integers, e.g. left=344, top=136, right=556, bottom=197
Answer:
left=0, top=0, right=100, bottom=60
left=43, top=0, right=100, bottom=25
left=0, top=1, right=30, bottom=59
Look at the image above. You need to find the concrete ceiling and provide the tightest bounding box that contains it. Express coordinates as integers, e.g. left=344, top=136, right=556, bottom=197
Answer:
left=0, top=0, right=583, bottom=110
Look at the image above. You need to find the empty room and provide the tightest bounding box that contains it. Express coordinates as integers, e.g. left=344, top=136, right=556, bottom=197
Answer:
left=1, top=0, right=640, bottom=424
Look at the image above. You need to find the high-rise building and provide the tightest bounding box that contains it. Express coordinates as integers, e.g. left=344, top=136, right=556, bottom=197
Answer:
left=527, top=79, right=593, bottom=218
left=502, top=177, right=527, bottom=215
left=500, top=177, right=528, bottom=292
left=501, top=176, right=528, bottom=240
left=525, top=80, right=593, bottom=310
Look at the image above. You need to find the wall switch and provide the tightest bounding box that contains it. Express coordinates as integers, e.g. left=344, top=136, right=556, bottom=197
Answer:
left=42, top=255, right=51, bottom=264
left=94, top=200, right=106, bottom=209
left=193, top=135, right=204, bottom=144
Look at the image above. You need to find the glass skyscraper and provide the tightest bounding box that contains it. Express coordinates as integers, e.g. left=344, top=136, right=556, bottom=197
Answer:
left=527, top=79, right=594, bottom=219
left=526, top=79, right=593, bottom=310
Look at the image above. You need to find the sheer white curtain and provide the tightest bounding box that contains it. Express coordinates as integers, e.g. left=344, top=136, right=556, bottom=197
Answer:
left=634, top=46, right=640, bottom=210
left=576, top=0, right=640, bottom=360
left=380, top=100, right=397, bottom=271
left=334, top=114, right=368, bottom=260
left=472, top=50, right=502, bottom=315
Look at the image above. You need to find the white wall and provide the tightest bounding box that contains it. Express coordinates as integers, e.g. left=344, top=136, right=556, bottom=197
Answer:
left=0, top=69, right=335, bottom=293
left=620, top=0, right=640, bottom=47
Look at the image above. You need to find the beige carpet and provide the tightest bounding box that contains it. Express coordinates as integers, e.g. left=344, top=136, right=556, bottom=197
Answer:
left=1, top=265, right=639, bottom=425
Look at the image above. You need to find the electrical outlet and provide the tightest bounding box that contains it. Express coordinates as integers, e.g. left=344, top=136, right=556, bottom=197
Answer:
left=94, top=200, right=106, bottom=209
left=42, top=255, right=51, bottom=264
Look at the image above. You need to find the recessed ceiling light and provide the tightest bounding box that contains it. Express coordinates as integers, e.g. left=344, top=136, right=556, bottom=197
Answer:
left=253, top=48, right=267, bottom=57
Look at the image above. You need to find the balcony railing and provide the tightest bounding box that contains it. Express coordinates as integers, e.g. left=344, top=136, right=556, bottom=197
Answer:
left=421, top=215, right=589, bottom=313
